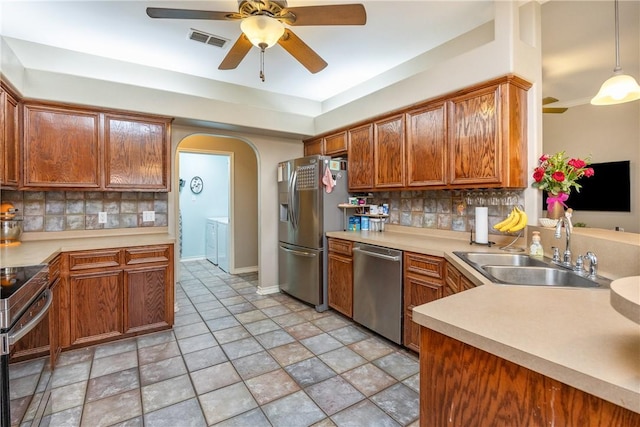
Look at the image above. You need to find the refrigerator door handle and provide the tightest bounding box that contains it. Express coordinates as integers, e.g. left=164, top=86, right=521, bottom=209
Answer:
left=279, top=246, right=317, bottom=258
left=289, top=169, right=299, bottom=230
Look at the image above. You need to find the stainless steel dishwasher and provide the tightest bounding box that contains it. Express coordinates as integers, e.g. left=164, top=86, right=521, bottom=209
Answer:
left=353, top=243, right=403, bottom=344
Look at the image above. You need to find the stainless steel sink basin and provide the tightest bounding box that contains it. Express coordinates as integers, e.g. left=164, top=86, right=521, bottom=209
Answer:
left=482, top=265, right=601, bottom=288
left=454, top=251, right=610, bottom=288
left=458, top=252, right=548, bottom=267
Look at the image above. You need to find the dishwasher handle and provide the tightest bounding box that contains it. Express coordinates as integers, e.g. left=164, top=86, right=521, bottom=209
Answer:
left=353, top=246, right=401, bottom=262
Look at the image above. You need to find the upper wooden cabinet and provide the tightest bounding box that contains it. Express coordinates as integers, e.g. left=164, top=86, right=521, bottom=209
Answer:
left=303, top=131, right=348, bottom=157
left=347, top=124, right=374, bottom=190
left=447, top=78, right=528, bottom=188
left=21, top=101, right=172, bottom=191
left=323, top=75, right=530, bottom=192
left=374, top=115, right=405, bottom=189
left=406, top=103, right=447, bottom=187
left=303, top=138, right=323, bottom=156
left=0, top=83, right=20, bottom=188
left=104, top=113, right=170, bottom=191
left=23, top=104, right=102, bottom=189
left=323, top=131, right=347, bottom=156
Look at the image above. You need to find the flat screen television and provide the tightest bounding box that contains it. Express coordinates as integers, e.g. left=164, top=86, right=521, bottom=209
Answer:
left=542, top=160, right=631, bottom=212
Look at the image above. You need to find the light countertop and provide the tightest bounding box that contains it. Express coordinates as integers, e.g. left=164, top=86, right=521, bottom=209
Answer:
left=1, top=228, right=175, bottom=267
left=327, top=226, right=640, bottom=413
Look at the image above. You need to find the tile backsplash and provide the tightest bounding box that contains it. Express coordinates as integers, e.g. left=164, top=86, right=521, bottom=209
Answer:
left=367, top=189, right=525, bottom=235
left=0, top=191, right=168, bottom=232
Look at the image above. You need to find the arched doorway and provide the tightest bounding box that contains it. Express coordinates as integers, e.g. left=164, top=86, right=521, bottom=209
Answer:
left=176, top=134, right=259, bottom=274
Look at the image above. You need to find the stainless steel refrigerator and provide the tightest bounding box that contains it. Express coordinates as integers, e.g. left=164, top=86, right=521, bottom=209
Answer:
left=278, top=155, right=348, bottom=311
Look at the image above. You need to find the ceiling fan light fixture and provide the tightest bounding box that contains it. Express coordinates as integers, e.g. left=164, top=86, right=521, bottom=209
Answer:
left=591, top=0, right=640, bottom=106
left=240, top=15, right=284, bottom=49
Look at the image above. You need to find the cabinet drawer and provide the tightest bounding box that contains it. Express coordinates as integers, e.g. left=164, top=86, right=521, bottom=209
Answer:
left=445, top=262, right=461, bottom=294
left=68, top=249, right=121, bottom=271
left=48, top=255, right=61, bottom=283
left=404, top=252, right=445, bottom=280
left=328, top=238, right=353, bottom=257
left=124, top=245, right=171, bottom=265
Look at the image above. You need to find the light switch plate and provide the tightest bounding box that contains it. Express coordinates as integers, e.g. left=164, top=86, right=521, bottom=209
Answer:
left=98, top=212, right=107, bottom=224
left=143, top=211, right=155, bottom=222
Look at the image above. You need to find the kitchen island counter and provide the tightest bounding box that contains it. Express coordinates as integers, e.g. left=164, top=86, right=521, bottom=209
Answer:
left=1, top=228, right=175, bottom=267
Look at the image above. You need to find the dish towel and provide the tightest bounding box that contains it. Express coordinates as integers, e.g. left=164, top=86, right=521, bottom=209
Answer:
left=322, top=165, right=336, bottom=193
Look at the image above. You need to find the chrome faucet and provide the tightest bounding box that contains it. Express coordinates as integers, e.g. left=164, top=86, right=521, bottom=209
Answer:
left=554, top=216, right=572, bottom=267
left=584, top=251, right=598, bottom=278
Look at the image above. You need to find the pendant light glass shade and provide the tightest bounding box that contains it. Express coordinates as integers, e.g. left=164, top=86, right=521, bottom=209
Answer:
left=240, top=15, right=284, bottom=49
left=591, top=0, right=640, bottom=105
left=591, top=72, right=640, bottom=105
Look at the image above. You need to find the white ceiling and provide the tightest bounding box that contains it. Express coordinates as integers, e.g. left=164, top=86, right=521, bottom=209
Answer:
left=0, top=1, right=638, bottom=110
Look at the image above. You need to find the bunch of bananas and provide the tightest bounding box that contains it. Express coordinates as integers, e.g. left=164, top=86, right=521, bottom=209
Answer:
left=493, top=207, right=528, bottom=233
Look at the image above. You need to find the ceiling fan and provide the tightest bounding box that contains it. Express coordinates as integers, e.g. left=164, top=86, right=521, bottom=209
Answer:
left=542, top=97, right=569, bottom=114
left=146, top=1, right=367, bottom=81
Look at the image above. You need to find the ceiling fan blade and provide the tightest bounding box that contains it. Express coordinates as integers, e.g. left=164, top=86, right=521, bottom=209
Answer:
left=146, top=7, right=234, bottom=20
left=542, top=96, right=559, bottom=105
left=219, top=35, right=253, bottom=70
left=278, top=29, right=328, bottom=74
left=543, top=107, right=569, bottom=114
left=281, top=4, right=366, bottom=26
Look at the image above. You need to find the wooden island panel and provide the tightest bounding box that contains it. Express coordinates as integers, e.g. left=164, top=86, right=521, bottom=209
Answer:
left=420, top=328, right=640, bottom=426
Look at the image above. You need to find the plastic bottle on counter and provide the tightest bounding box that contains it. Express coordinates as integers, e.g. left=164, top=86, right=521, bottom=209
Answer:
left=529, top=231, right=543, bottom=257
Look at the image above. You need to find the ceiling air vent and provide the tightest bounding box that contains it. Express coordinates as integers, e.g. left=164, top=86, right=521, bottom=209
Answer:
left=188, top=29, right=229, bottom=49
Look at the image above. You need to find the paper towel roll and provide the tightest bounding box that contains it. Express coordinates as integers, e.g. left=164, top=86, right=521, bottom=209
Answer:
left=475, top=207, right=489, bottom=244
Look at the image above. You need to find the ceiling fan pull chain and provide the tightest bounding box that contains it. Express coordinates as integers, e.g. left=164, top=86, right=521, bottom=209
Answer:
left=260, top=46, right=266, bottom=82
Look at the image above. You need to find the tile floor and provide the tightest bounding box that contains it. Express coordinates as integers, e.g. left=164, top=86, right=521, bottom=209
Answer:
left=9, top=260, right=420, bottom=426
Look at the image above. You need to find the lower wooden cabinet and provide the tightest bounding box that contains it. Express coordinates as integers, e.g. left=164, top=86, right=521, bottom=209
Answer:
left=446, top=261, right=476, bottom=296
left=327, top=238, right=354, bottom=318
left=403, top=252, right=445, bottom=353
left=124, top=245, right=173, bottom=333
left=69, top=270, right=123, bottom=346
left=60, top=244, right=174, bottom=350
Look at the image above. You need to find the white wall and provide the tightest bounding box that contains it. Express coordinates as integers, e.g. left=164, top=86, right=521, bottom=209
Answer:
left=178, top=152, right=230, bottom=259
left=543, top=101, right=640, bottom=232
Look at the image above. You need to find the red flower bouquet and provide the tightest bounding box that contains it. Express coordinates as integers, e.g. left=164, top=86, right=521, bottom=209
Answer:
left=532, top=151, right=594, bottom=208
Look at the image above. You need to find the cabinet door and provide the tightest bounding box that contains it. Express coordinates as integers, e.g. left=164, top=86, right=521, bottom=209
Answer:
left=125, top=264, right=171, bottom=333
left=304, top=138, right=323, bottom=156
left=374, top=114, right=405, bottom=188
left=1, top=86, right=20, bottom=188
left=324, top=132, right=347, bottom=156
left=448, top=85, right=502, bottom=186
left=406, top=104, right=447, bottom=187
left=104, top=113, right=171, bottom=191
left=347, top=124, right=374, bottom=191
left=404, top=275, right=443, bottom=353
left=69, top=270, right=124, bottom=346
left=23, top=104, right=101, bottom=189
left=328, top=251, right=353, bottom=318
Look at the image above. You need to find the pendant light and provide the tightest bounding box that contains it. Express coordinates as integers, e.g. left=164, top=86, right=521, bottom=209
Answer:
left=240, top=15, right=285, bottom=82
left=591, top=0, right=640, bottom=105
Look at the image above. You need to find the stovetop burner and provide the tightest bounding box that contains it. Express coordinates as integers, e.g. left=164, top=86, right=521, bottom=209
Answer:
left=0, top=265, right=48, bottom=330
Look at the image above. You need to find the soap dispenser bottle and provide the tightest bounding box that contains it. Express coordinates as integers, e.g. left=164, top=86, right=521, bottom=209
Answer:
left=529, top=231, right=543, bottom=257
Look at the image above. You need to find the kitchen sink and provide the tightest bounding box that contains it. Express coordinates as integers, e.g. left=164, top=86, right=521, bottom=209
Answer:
left=454, top=251, right=610, bottom=288
left=482, top=265, right=601, bottom=288
left=457, top=252, right=548, bottom=267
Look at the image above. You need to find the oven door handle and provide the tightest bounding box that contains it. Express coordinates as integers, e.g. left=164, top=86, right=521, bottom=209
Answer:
left=7, top=289, right=53, bottom=348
